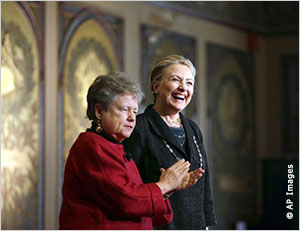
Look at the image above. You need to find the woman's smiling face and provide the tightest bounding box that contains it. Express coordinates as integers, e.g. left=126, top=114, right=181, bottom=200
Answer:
left=153, top=64, right=194, bottom=114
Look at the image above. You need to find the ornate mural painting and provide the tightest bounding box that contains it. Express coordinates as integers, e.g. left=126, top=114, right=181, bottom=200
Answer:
left=207, top=43, right=255, bottom=227
left=58, top=2, right=123, bottom=214
left=141, top=24, right=197, bottom=121
left=1, top=2, right=43, bottom=229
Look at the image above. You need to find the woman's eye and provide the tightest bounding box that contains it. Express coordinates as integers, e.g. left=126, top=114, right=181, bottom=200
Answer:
left=187, top=82, right=194, bottom=86
left=171, top=78, right=180, bottom=82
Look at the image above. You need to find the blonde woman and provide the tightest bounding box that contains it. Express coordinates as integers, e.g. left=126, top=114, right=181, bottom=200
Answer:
left=124, top=55, right=217, bottom=230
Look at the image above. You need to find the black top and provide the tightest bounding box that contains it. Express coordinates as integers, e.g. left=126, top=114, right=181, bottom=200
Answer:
left=87, top=122, right=121, bottom=144
left=169, top=126, right=187, bottom=151
left=123, top=105, right=217, bottom=230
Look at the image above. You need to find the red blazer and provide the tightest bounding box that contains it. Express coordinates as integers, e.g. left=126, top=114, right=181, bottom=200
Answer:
left=59, top=131, right=172, bottom=230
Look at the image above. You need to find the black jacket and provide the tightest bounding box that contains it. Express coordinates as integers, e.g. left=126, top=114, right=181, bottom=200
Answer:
left=123, top=105, right=217, bottom=230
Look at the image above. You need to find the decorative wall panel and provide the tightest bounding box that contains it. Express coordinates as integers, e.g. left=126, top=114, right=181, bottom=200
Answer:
left=207, top=43, right=255, bottom=229
left=141, top=24, right=197, bottom=120
left=1, top=2, right=44, bottom=229
left=58, top=2, right=123, bottom=216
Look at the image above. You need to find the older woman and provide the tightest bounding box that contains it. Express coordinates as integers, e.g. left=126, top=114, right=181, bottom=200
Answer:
left=59, top=72, right=201, bottom=230
left=124, top=55, right=217, bottom=230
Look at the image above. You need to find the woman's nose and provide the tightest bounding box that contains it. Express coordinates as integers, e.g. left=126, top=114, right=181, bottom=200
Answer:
left=178, top=81, right=187, bottom=91
left=127, top=111, right=135, bottom=121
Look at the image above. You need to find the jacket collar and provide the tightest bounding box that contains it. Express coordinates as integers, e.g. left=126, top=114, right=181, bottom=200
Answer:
left=144, top=105, right=195, bottom=160
left=87, top=122, right=122, bottom=144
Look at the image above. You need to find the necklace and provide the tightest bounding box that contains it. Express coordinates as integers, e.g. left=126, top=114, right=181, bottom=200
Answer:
left=162, top=136, right=203, bottom=168
left=161, top=115, right=183, bottom=128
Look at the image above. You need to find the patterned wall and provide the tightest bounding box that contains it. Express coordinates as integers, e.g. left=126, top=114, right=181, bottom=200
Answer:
left=207, top=43, right=256, bottom=229
left=1, top=2, right=44, bottom=229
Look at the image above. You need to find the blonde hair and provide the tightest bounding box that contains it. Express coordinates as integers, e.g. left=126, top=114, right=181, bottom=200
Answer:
left=150, top=55, right=196, bottom=102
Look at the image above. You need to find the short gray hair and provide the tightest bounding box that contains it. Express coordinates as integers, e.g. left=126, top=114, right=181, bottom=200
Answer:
left=150, top=55, right=196, bottom=102
left=86, top=72, right=144, bottom=121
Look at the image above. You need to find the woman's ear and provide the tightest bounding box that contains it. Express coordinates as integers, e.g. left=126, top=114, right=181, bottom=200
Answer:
left=152, top=81, right=160, bottom=94
left=94, top=104, right=103, bottom=119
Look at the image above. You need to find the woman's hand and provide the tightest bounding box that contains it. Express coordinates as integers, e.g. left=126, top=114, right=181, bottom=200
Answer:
left=175, top=167, right=205, bottom=191
left=156, top=159, right=190, bottom=195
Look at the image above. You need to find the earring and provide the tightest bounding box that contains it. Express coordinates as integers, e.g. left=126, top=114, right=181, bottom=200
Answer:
left=95, top=116, right=103, bottom=132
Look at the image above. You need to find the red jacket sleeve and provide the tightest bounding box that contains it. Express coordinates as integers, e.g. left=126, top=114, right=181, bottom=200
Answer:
left=65, top=134, right=169, bottom=219
left=152, top=198, right=173, bottom=227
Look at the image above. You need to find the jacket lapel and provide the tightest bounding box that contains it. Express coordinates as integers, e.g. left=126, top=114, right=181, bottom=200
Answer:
left=180, top=113, right=196, bottom=161
left=145, top=106, right=189, bottom=160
